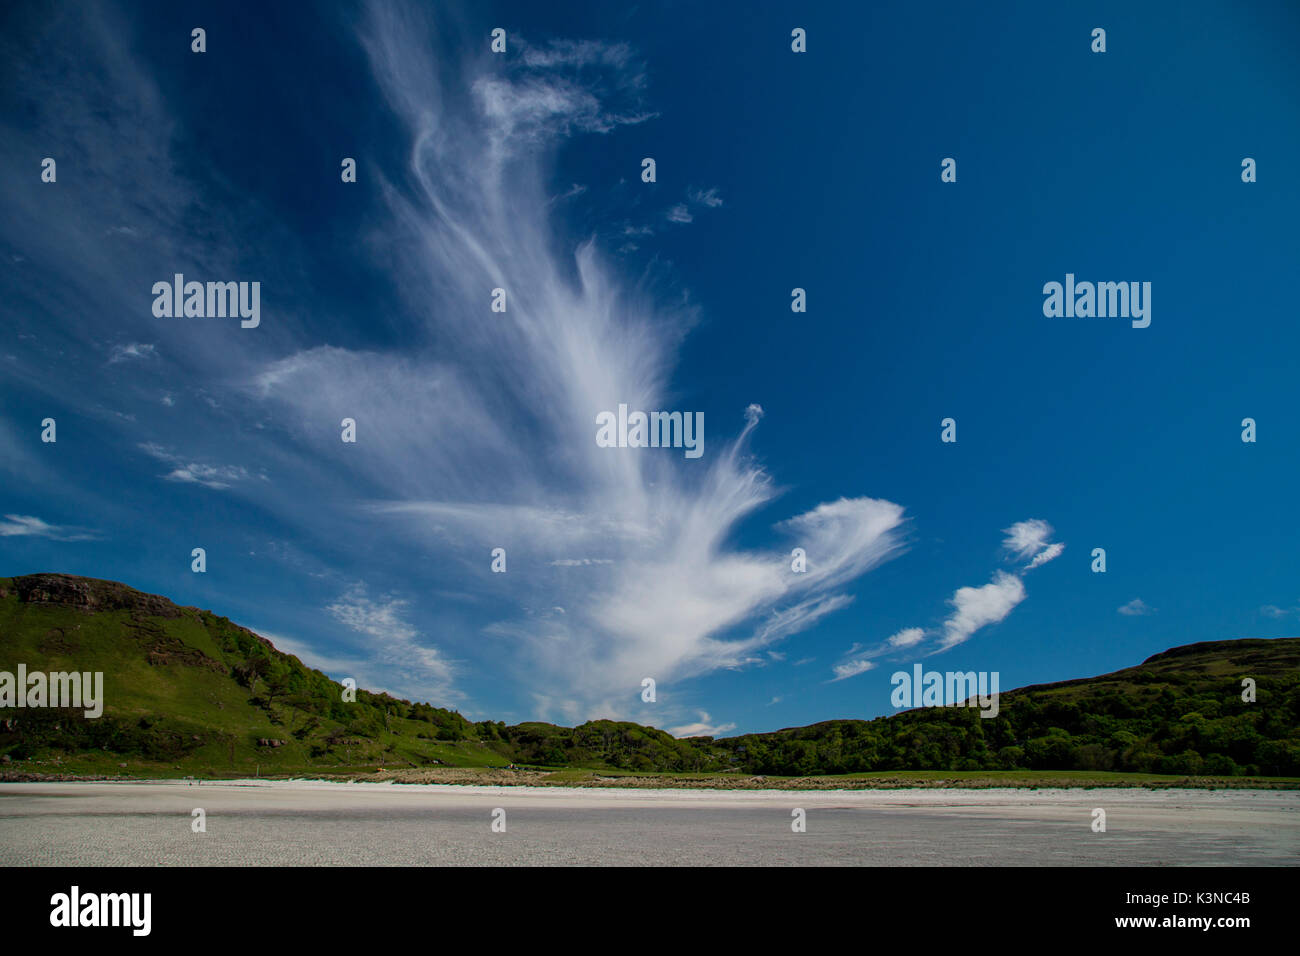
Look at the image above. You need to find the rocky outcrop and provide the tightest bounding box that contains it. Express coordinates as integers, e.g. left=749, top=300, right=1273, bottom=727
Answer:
left=10, top=573, right=185, bottom=619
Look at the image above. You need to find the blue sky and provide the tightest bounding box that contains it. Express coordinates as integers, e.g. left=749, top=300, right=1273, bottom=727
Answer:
left=2, top=1, right=1298, bottom=736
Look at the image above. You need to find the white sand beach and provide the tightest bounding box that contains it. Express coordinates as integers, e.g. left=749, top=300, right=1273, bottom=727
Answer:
left=1, top=781, right=1295, bottom=866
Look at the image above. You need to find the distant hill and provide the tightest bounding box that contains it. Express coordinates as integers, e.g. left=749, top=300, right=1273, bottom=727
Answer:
left=1, top=573, right=1297, bottom=779
left=721, top=638, right=1300, bottom=777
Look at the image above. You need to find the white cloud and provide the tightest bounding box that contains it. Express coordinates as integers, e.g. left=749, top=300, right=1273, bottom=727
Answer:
left=518, top=38, right=637, bottom=71
left=887, top=626, right=926, bottom=648
left=747, top=594, right=856, bottom=653
left=139, top=443, right=250, bottom=490
left=1002, top=519, right=1051, bottom=559
left=325, top=584, right=459, bottom=703
left=1026, top=542, right=1065, bottom=569
left=688, top=187, right=723, bottom=208
left=828, top=518, right=1054, bottom=673
left=1261, top=602, right=1299, bottom=619
left=830, top=626, right=925, bottom=681
left=232, top=11, right=914, bottom=722
left=669, top=712, right=736, bottom=738
left=831, top=657, right=875, bottom=682
left=666, top=187, right=723, bottom=227
left=255, top=629, right=365, bottom=678
left=939, top=571, right=1026, bottom=650
left=163, top=465, right=249, bottom=489
left=1003, top=519, right=1064, bottom=570
left=107, top=342, right=156, bottom=364
left=0, top=514, right=98, bottom=541
left=1118, top=598, right=1155, bottom=616
left=550, top=183, right=587, bottom=203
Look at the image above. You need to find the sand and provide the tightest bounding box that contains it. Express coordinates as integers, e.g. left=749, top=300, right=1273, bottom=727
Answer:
left=1, top=780, right=1295, bottom=866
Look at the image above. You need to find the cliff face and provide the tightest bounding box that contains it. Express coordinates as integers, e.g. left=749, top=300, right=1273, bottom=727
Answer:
left=6, top=573, right=185, bottom=619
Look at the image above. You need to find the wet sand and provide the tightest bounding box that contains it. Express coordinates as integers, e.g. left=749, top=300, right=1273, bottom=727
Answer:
left=0, top=780, right=1295, bottom=866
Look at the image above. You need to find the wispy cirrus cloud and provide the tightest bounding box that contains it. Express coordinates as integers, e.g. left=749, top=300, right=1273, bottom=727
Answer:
left=325, top=584, right=459, bottom=703
left=666, top=204, right=692, bottom=223
left=666, top=186, right=723, bottom=226
left=1, top=2, right=905, bottom=722
left=1261, top=602, right=1300, bottom=620
left=107, top=342, right=156, bottom=364
left=0, top=514, right=99, bottom=542
left=829, top=626, right=924, bottom=677
left=139, top=443, right=253, bottom=490
left=688, top=187, right=723, bottom=208
left=244, top=4, right=908, bottom=721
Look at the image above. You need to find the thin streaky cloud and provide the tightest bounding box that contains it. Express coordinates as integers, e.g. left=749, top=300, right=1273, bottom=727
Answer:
left=107, top=342, right=156, bottom=364
left=0, top=514, right=99, bottom=542
left=669, top=712, right=737, bottom=738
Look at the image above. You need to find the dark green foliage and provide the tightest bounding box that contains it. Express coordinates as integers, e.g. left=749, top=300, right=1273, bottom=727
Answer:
left=715, top=641, right=1300, bottom=775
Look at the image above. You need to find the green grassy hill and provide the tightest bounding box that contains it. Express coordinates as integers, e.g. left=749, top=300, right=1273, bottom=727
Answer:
left=1, top=573, right=1297, bottom=782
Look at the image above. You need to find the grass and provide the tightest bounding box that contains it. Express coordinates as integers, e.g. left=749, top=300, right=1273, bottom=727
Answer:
left=9, top=757, right=1297, bottom=790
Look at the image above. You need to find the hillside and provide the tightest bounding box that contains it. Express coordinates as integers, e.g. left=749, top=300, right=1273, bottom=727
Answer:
left=1, top=573, right=1298, bottom=780
left=719, top=638, right=1300, bottom=776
